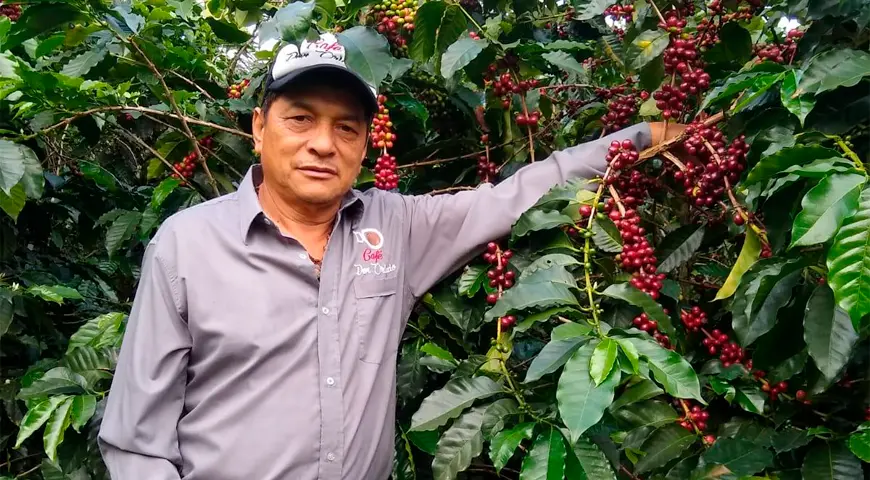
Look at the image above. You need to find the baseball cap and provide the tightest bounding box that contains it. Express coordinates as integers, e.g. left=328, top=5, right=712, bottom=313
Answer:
left=264, top=33, right=379, bottom=118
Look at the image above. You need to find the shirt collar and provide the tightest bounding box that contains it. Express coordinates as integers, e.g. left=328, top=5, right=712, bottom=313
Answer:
left=237, top=164, right=365, bottom=244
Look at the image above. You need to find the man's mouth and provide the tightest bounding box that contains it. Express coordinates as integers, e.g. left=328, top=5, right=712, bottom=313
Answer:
left=298, top=166, right=338, bottom=178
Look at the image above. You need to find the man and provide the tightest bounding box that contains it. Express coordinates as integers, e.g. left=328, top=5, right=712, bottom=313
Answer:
left=98, top=33, right=678, bottom=479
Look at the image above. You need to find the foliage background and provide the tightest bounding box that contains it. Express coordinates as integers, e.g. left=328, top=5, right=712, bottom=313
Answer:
left=0, top=0, right=869, bottom=479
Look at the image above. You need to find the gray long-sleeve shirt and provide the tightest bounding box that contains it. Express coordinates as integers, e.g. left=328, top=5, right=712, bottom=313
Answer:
left=97, top=123, right=653, bottom=480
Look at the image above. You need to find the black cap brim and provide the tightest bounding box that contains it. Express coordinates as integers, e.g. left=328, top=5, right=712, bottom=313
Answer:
left=265, top=64, right=378, bottom=118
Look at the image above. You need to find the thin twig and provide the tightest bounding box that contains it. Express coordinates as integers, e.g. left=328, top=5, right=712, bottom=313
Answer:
left=143, top=113, right=245, bottom=178
left=608, top=184, right=626, bottom=216
left=113, top=54, right=236, bottom=122
left=115, top=127, right=208, bottom=200
left=661, top=150, right=687, bottom=171
left=36, top=105, right=252, bottom=140
left=638, top=111, right=724, bottom=160
left=14, top=464, right=40, bottom=479
left=227, top=35, right=257, bottom=81
left=648, top=0, right=667, bottom=24
left=620, top=465, right=643, bottom=480
left=128, top=37, right=220, bottom=196
left=426, top=185, right=476, bottom=195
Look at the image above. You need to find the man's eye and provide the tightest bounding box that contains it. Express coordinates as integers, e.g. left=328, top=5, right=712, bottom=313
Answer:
left=290, top=115, right=309, bottom=122
left=338, top=125, right=356, bottom=133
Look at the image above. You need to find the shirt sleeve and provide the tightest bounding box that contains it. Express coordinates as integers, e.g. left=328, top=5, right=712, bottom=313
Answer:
left=402, top=122, right=653, bottom=297
left=98, top=240, right=191, bottom=480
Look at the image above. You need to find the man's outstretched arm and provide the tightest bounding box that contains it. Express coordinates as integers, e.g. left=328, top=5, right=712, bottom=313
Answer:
left=402, top=122, right=664, bottom=297
left=98, top=240, right=190, bottom=480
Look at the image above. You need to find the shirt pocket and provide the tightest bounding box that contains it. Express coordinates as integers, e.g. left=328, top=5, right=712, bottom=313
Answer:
left=353, top=275, right=399, bottom=365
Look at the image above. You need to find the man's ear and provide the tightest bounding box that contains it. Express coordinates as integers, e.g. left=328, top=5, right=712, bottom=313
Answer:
left=251, top=107, right=265, bottom=155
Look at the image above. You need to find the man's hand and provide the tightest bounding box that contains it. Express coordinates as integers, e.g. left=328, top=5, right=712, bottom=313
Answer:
left=648, top=121, right=688, bottom=147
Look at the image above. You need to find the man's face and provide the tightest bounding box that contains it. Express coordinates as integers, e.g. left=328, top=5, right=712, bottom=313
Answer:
left=251, top=82, right=369, bottom=207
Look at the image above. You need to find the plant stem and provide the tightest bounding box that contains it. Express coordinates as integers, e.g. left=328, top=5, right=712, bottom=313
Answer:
left=127, top=37, right=220, bottom=196
left=638, top=112, right=725, bottom=160
left=649, top=0, right=667, bottom=24
left=458, top=4, right=496, bottom=45
left=835, top=137, right=865, bottom=171
left=32, top=105, right=252, bottom=140
left=583, top=169, right=612, bottom=334
left=678, top=399, right=704, bottom=435
left=141, top=113, right=244, bottom=179
left=426, top=185, right=476, bottom=195
left=608, top=184, right=627, bottom=216
left=114, top=126, right=208, bottom=200
left=519, top=95, right=536, bottom=162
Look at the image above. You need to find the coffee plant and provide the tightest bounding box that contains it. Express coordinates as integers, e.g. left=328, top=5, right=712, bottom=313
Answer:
left=1, top=0, right=869, bottom=478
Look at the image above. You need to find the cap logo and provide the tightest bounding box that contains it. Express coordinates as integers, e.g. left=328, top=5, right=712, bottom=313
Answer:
left=267, top=33, right=378, bottom=101
left=272, top=33, right=349, bottom=81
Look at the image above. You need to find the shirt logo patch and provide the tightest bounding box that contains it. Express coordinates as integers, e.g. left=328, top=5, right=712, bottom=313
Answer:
left=353, top=228, right=384, bottom=250
left=352, top=228, right=396, bottom=276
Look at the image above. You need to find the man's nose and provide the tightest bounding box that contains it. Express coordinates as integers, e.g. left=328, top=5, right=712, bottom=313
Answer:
left=307, top=122, right=337, bottom=157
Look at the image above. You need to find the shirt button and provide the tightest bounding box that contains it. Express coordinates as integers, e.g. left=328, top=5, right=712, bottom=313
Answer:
left=326, top=377, right=335, bottom=386
left=322, top=307, right=329, bottom=314
left=298, top=253, right=307, bottom=260
left=326, top=453, right=336, bottom=462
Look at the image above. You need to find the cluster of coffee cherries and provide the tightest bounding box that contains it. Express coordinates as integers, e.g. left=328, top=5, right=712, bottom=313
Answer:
left=483, top=242, right=517, bottom=329
left=171, top=153, right=199, bottom=181
left=370, top=95, right=396, bottom=150
left=761, top=380, right=789, bottom=402
left=612, top=209, right=657, bottom=273
left=477, top=134, right=498, bottom=182
left=483, top=242, right=515, bottom=299
left=514, top=110, right=541, bottom=129
left=486, top=68, right=539, bottom=109
left=170, top=136, right=213, bottom=181
left=677, top=401, right=710, bottom=432
left=680, top=306, right=708, bottom=332
left=604, top=139, right=641, bottom=171
left=632, top=312, right=671, bottom=348
left=226, top=78, right=250, bottom=99
left=367, top=0, right=417, bottom=54
left=653, top=85, right=687, bottom=121
left=755, top=29, right=804, bottom=64
left=459, top=0, right=480, bottom=12
left=629, top=270, right=667, bottom=301
left=0, top=1, right=21, bottom=21
left=370, top=95, right=399, bottom=190
left=599, top=85, right=644, bottom=133
left=655, top=16, right=711, bottom=118
left=658, top=10, right=688, bottom=34
left=707, top=0, right=761, bottom=20
left=678, top=123, right=748, bottom=208
left=373, top=154, right=399, bottom=190
left=608, top=169, right=656, bottom=205
left=701, top=329, right=745, bottom=367
left=604, top=3, right=634, bottom=21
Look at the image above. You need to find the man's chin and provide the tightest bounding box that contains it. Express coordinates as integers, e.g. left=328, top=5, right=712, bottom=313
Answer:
left=295, top=185, right=345, bottom=206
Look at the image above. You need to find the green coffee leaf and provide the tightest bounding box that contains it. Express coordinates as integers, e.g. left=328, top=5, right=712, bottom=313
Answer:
left=801, top=441, right=863, bottom=480
left=634, top=424, right=696, bottom=474
left=789, top=173, right=865, bottom=248
left=827, top=186, right=870, bottom=327
left=409, top=376, right=502, bottom=431
left=524, top=336, right=587, bottom=383
left=703, top=437, right=773, bottom=476
left=520, top=428, right=566, bottom=480
left=804, top=284, right=858, bottom=380
left=489, top=422, right=535, bottom=473
left=557, top=342, right=620, bottom=443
